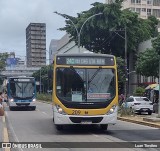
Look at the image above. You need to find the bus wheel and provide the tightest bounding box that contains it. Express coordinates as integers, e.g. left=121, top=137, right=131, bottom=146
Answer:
left=9, top=106, right=14, bottom=111
left=100, top=124, right=108, bottom=130
left=55, top=125, right=63, bottom=131
left=32, top=107, right=36, bottom=110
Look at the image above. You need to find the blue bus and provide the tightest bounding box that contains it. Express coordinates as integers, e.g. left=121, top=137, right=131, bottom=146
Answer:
left=7, top=76, right=36, bottom=110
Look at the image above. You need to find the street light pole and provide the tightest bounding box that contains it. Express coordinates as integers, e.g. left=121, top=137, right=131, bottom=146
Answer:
left=78, top=13, right=103, bottom=53
left=54, top=12, right=103, bottom=53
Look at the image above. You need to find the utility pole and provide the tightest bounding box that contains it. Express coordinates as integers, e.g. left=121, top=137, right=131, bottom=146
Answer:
left=124, top=25, right=128, bottom=99
left=110, top=26, right=128, bottom=98
left=158, top=60, right=160, bottom=117
left=40, top=67, right=42, bottom=93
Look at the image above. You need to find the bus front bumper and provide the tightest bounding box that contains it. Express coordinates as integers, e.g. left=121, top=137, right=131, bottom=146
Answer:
left=9, top=101, right=36, bottom=107
left=54, top=111, right=117, bottom=125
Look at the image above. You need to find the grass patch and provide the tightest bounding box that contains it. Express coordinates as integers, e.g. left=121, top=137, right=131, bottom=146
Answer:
left=37, top=93, right=52, bottom=102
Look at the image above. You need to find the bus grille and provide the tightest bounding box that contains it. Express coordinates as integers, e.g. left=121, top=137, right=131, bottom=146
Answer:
left=16, top=103, right=30, bottom=106
left=69, top=117, right=103, bottom=123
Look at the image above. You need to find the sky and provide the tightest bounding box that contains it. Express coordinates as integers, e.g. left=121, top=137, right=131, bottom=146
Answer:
left=0, top=0, right=104, bottom=60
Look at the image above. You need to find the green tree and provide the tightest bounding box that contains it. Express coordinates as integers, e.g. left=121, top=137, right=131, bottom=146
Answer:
left=133, top=86, right=145, bottom=96
left=0, top=53, right=8, bottom=85
left=55, top=1, right=158, bottom=58
left=136, top=48, right=159, bottom=77
left=152, top=34, right=160, bottom=55
left=136, top=34, right=160, bottom=78
left=0, top=53, right=8, bottom=71
left=32, top=65, right=53, bottom=92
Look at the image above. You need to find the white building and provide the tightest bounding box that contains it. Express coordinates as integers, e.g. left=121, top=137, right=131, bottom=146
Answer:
left=106, top=0, right=160, bottom=20
left=49, top=34, right=92, bottom=61
left=122, top=0, right=160, bottom=20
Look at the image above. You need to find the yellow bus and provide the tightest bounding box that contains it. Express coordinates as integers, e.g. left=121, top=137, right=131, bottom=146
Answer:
left=52, top=53, right=118, bottom=130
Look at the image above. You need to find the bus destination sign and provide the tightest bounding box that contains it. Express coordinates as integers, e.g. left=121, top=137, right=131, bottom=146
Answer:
left=66, top=58, right=105, bottom=65
left=57, top=56, right=114, bottom=66
left=11, top=78, right=34, bottom=82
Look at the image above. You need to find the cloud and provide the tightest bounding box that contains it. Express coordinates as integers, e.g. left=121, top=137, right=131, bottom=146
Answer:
left=0, top=0, right=104, bottom=57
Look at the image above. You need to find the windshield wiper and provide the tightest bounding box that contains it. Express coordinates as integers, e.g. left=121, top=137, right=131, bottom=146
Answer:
left=88, top=67, right=102, bottom=84
left=69, top=66, right=85, bottom=83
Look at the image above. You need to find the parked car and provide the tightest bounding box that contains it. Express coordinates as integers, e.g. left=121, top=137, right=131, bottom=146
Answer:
left=123, top=96, right=153, bottom=115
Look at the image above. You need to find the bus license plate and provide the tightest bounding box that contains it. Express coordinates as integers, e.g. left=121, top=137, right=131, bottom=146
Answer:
left=81, top=121, right=92, bottom=124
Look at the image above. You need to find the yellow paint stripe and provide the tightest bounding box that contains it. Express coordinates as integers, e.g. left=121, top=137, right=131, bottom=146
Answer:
left=3, top=112, right=10, bottom=151
left=3, top=127, right=9, bottom=142
left=2, top=115, right=5, bottom=123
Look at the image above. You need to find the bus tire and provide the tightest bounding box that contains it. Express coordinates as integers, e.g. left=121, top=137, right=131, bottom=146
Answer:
left=55, top=125, right=63, bottom=131
left=100, top=124, right=108, bottom=130
left=9, top=106, right=14, bottom=111
left=32, top=107, right=36, bottom=110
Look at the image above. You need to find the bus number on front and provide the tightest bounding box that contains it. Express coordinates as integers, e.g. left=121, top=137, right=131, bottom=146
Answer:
left=72, top=110, right=81, bottom=115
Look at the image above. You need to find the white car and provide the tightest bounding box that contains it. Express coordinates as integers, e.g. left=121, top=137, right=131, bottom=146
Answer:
left=123, top=96, right=153, bottom=115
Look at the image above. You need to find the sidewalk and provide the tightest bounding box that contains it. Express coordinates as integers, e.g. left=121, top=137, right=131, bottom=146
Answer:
left=118, top=113, right=160, bottom=128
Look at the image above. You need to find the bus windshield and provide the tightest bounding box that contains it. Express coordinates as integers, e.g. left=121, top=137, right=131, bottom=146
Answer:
left=56, top=67, right=115, bottom=102
left=10, top=81, right=35, bottom=99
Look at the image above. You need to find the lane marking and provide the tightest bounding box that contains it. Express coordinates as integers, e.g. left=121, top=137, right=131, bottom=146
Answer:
left=42, top=112, right=48, bottom=115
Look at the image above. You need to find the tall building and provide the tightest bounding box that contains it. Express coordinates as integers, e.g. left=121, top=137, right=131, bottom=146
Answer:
left=26, top=23, right=46, bottom=67
left=106, top=0, right=160, bottom=20
left=123, top=0, right=160, bottom=20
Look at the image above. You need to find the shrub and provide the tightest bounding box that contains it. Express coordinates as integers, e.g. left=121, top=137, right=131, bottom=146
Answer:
left=133, top=87, right=145, bottom=96
left=118, top=105, right=135, bottom=117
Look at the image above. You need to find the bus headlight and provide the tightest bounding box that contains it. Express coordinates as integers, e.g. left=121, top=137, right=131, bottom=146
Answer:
left=33, top=98, right=36, bottom=102
left=10, top=98, right=14, bottom=102
left=107, top=105, right=117, bottom=115
left=55, top=105, right=66, bottom=115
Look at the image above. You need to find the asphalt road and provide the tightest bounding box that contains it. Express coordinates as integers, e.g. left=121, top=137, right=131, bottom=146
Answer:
left=3, top=101, right=160, bottom=151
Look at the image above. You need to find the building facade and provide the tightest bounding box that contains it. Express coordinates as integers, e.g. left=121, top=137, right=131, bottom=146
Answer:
left=49, top=39, right=59, bottom=64
left=49, top=34, right=91, bottom=62
left=106, top=0, right=160, bottom=20
left=26, top=23, right=46, bottom=67
left=123, top=0, right=160, bottom=20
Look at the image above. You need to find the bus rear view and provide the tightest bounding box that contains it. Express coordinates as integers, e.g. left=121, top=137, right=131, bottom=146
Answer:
left=53, top=54, right=118, bottom=130
left=7, top=77, right=36, bottom=110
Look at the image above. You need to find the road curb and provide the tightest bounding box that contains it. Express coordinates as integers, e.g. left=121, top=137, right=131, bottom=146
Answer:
left=118, top=117, right=160, bottom=129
